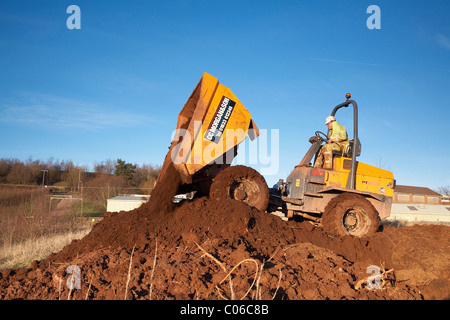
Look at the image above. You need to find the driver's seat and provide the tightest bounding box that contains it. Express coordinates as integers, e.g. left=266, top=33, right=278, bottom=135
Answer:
left=332, top=140, right=361, bottom=158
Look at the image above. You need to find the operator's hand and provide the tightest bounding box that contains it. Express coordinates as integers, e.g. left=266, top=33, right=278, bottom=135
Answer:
left=326, top=139, right=332, bottom=144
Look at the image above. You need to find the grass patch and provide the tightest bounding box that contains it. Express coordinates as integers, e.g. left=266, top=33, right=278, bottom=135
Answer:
left=0, top=187, right=101, bottom=270
left=0, top=227, right=92, bottom=270
left=71, top=201, right=105, bottom=218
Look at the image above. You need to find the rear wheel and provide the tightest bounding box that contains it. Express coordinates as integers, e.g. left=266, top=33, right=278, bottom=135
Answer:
left=210, top=165, right=269, bottom=212
left=322, top=193, right=380, bottom=237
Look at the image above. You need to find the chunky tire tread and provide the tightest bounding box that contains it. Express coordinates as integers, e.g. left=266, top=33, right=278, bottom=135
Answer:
left=322, top=193, right=380, bottom=237
left=209, top=165, right=270, bottom=212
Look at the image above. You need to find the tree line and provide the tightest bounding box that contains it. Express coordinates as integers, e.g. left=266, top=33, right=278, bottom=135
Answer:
left=0, top=157, right=161, bottom=192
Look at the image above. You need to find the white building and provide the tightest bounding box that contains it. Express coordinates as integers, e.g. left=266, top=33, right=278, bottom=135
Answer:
left=393, top=185, right=442, bottom=204
left=380, top=184, right=450, bottom=225
left=386, top=203, right=450, bottom=225
left=106, top=194, right=191, bottom=213
left=106, top=195, right=150, bottom=213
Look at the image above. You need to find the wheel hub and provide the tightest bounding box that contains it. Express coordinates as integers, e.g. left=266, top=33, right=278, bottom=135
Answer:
left=234, top=188, right=247, bottom=201
left=343, top=208, right=366, bottom=234
left=229, top=179, right=258, bottom=206
left=344, top=212, right=357, bottom=228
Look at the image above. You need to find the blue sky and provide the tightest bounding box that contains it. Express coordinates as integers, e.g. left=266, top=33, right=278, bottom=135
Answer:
left=1, top=0, right=449, bottom=189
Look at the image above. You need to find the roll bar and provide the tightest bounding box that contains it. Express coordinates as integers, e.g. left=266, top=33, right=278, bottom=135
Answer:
left=330, top=94, right=359, bottom=190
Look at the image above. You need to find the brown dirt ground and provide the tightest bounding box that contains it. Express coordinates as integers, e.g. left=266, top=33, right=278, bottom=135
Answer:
left=0, top=163, right=449, bottom=300
left=0, top=193, right=448, bottom=300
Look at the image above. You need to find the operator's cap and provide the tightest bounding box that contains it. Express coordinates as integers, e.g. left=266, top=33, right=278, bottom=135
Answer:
left=325, top=116, right=335, bottom=125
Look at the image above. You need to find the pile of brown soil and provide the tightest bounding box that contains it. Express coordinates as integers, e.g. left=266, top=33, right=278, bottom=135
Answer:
left=0, top=162, right=449, bottom=300
left=1, top=189, right=448, bottom=300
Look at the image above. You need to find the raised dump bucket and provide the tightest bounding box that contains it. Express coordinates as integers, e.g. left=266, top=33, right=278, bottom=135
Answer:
left=165, top=72, right=260, bottom=184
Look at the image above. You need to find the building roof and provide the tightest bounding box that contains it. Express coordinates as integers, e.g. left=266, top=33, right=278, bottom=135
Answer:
left=108, top=195, right=150, bottom=201
left=107, top=194, right=190, bottom=204
left=394, top=185, right=441, bottom=196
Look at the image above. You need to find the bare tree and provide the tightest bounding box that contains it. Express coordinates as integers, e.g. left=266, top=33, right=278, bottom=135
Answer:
left=436, top=186, right=450, bottom=197
left=93, top=159, right=116, bottom=175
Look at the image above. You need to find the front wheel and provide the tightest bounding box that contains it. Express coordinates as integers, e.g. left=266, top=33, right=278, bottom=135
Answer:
left=209, top=165, right=269, bottom=212
left=322, top=193, right=380, bottom=237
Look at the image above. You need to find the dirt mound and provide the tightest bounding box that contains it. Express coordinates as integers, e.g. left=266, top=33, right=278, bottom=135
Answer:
left=41, top=196, right=291, bottom=264
left=1, top=188, right=448, bottom=300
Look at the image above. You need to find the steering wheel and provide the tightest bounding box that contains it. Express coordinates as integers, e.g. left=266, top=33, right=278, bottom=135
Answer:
left=315, top=131, right=328, bottom=143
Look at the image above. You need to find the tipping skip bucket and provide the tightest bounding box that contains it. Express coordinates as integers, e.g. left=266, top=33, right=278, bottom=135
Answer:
left=167, top=72, right=260, bottom=184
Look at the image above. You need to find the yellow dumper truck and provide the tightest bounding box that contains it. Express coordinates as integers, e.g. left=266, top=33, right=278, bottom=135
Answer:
left=267, top=94, right=396, bottom=237
left=159, top=73, right=394, bottom=237
left=156, top=72, right=269, bottom=210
